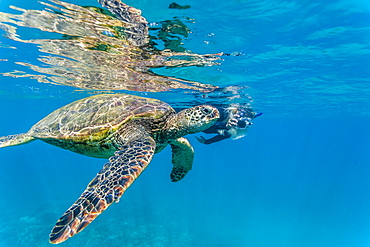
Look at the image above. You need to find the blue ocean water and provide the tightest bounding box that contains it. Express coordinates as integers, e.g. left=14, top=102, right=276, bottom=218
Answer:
left=0, top=0, right=369, bottom=246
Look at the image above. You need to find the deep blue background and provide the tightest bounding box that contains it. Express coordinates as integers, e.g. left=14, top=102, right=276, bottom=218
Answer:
left=0, top=0, right=369, bottom=246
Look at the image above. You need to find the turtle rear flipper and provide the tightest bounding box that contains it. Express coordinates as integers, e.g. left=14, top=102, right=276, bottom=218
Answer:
left=49, top=130, right=155, bottom=244
left=169, top=137, right=194, bottom=182
left=0, top=133, right=35, bottom=148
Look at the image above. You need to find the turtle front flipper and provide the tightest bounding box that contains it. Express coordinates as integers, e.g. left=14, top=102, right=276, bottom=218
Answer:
left=49, top=132, right=156, bottom=244
left=0, top=133, right=35, bottom=148
left=169, top=137, right=194, bottom=182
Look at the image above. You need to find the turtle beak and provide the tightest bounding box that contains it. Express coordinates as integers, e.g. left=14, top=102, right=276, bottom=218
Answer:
left=211, top=107, right=220, bottom=120
left=203, top=106, right=219, bottom=121
left=199, top=105, right=219, bottom=121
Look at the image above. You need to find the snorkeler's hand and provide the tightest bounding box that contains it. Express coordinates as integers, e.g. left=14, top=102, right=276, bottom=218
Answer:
left=195, top=136, right=206, bottom=144
left=226, top=117, right=239, bottom=128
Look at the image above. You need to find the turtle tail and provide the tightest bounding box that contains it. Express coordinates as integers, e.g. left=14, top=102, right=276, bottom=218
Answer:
left=0, top=133, right=35, bottom=148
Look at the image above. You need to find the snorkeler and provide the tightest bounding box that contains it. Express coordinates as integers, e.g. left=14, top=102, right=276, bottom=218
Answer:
left=195, top=104, right=262, bottom=145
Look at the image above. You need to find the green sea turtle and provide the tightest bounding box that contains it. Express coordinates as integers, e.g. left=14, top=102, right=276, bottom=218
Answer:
left=0, top=93, right=219, bottom=244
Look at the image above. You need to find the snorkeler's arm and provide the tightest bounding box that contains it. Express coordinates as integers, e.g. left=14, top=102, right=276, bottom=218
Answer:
left=196, top=132, right=232, bottom=145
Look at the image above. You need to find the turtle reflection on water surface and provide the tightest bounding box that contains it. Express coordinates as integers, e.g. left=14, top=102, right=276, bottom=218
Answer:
left=0, top=0, right=221, bottom=92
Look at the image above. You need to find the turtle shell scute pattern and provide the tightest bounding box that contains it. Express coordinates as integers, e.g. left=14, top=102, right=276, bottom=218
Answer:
left=29, top=94, right=173, bottom=142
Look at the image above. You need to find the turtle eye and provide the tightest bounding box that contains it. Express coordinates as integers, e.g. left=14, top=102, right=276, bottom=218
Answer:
left=202, top=107, right=211, bottom=114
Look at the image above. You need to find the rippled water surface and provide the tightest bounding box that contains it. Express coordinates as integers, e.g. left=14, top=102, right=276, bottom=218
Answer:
left=0, top=0, right=369, bottom=246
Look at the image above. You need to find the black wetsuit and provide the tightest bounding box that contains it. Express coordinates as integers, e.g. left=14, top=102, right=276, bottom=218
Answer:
left=176, top=106, right=261, bottom=145
left=200, top=109, right=232, bottom=144
left=200, top=107, right=261, bottom=144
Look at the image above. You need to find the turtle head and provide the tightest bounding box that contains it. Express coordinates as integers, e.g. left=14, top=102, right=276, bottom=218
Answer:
left=166, top=105, right=219, bottom=139
left=182, top=105, right=220, bottom=133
